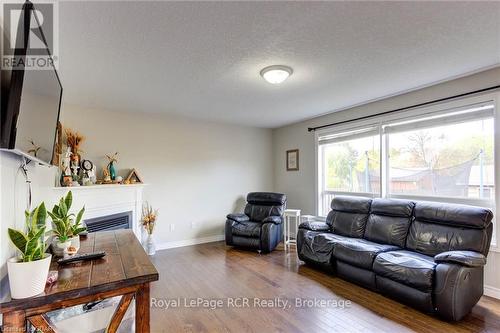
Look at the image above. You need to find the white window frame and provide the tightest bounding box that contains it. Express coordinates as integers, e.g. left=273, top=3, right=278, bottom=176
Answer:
left=314, top=92, right=500, bottom=250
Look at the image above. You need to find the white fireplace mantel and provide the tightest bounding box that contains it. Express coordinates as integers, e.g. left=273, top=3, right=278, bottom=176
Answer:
left=51, top=184, right=146, bottom=239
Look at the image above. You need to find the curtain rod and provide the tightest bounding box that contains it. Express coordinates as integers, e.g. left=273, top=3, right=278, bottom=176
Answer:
left=307, top=84, right=500, bottom=132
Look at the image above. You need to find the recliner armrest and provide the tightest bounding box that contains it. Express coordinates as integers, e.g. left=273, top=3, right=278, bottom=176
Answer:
left=298, top=221, right=330, bottom=232
left=434, top=251, right=486, bottom=267
left=226, top=213, right=250, bottom=223
left=262, top=216, right=282, bottom=224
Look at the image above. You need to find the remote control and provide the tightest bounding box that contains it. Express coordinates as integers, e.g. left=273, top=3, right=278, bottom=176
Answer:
left=57, top=251, right=106, bottom=265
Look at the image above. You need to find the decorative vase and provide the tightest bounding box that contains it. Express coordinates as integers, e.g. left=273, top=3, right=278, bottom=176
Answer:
left=108, top=162, right=116, bottom=181
left=146, top=233, right=156, bottom=256
left=7, top=254, right=52, bottom=299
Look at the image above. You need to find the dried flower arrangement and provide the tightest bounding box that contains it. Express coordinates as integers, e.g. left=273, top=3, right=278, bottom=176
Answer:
left=141, top=202, right=158, bottom=235
left=65, top=128, right=85, bottom=159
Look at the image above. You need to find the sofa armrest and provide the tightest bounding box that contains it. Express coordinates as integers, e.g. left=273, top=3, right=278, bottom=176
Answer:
left=298, top=221, right=330, bottom=232
left=262, top=216, right=282, bottom=224
left=226, top=213, right=249, bottom=223
left=434, top=251, right=486, bottom=267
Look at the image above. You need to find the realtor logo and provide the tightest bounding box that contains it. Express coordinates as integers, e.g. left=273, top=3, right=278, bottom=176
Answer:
left=2, top=0, right=59, bottom=70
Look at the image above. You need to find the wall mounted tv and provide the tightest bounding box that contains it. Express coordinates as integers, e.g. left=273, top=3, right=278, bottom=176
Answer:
left=0, top=1, right=62, bottom=166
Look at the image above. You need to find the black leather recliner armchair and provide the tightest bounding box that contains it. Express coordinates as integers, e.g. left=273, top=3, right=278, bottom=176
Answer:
left=225, top=192, right=287, bottom=253
left=297, top=196, right=493, bottom=321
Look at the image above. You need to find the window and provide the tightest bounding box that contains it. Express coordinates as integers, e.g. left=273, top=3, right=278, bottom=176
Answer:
left=317, top=127, right=380, bottom=215
left=386, top=114, right=494, bottom=201
left=316, top=98, right=497, bottom=220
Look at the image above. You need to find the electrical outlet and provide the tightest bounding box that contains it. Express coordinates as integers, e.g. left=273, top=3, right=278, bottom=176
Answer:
left=170, top=224, right=175, bottom=232
left=191, top=222, right=197, bottom=229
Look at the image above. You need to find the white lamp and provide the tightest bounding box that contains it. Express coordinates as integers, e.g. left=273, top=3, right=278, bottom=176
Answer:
left=260, top=65, right=293, bottom=84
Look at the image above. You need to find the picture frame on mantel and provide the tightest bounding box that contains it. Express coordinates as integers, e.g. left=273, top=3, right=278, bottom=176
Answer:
left=286, top=149, right=299, bottom=171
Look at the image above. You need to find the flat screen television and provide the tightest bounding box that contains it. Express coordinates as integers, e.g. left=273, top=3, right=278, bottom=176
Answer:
left=0, top=1, right=62, bottom=165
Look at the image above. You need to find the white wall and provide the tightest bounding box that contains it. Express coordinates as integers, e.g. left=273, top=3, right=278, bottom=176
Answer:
left=272, top=66, right=500, bottom=295
left=0, top=152, right=55, bottom=278
left=59, top=104, right=273, bottom=246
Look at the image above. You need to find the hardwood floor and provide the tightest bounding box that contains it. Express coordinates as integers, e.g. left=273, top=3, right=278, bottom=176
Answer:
left=148, top=241, right=500, bottom=333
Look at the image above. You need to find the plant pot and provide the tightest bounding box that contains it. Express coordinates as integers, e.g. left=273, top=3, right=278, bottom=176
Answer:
left=69, top=235, right=80, bottom=253
left=7, top=254, right=52, bottom=299
left=52, top=237, right=71, bottom=257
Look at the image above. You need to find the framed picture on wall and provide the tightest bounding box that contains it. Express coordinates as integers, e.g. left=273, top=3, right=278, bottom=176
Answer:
left=286, top=149, right=299, bottom=171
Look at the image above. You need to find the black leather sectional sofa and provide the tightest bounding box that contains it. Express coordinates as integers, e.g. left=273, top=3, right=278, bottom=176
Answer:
left=297, top=196, right=493, bottom=321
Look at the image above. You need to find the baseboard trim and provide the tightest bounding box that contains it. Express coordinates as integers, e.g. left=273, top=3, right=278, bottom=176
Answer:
left=484, top=285, right=500, bottom=299
left=156, top=234, right=225, bottom=251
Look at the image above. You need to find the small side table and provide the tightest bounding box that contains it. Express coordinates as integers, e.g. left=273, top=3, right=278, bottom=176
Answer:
left=283, top=209, right=301, bottom=250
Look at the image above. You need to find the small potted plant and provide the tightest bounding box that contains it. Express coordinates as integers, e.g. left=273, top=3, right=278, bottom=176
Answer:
left=141, top=202, right=158, bottom=256
left=7, top=202, right=52, bottom=299
left=48, top=191, right=86, bottom=256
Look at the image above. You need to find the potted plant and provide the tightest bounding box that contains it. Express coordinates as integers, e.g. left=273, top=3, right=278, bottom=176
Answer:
left=141, top=202, right=158, bottom=256
left=7, top=202, right=52, bottom=299
left=48, top=191, right=86, bottom=256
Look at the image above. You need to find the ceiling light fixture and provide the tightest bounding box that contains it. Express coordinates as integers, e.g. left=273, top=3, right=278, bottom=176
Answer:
left=260, top=65, right=293, bottom=84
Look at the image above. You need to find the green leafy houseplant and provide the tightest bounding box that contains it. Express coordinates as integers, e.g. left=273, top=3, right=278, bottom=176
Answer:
left=48, top=191, right=86, bottom=243
left=8, top=203, right=48, bottom=262
left=7, top=202, right=52, bottom=299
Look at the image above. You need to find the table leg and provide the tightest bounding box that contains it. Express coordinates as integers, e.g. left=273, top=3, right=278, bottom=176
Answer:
left=3, top=310, right=26, bottom=333
left=285, top=216, right=289, bottom=250
left=135, top=283, right=150, bottom=332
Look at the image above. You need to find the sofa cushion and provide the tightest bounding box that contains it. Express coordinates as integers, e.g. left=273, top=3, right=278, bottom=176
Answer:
left=373, top=250, right=436, bottom=292
left=247, top=192, right=287, bottom=206
left=244, top=204, right=284, bottom=222
left=300, top=233, right=352, bottom=265
left=297, top=231, right=341, bottom=264
left=226, top=213, right=250, bottom=223
left=231, top=221, right=261, bottom=238
left=297, top=230, right=323, bottom=263
left=414, top=201, right=493, bottom=229
left=333, top=238, right=399, bottom=269
left=311, top=233, right=350, bottom=263
left=298, top=221, right=330, bottom=232
left=364, top=199, right=415, bottom=247
left=326, top=196, right=372, bottom=238
left=405, top=220, right=490, bottom=256
left=331, top=196, right=372, bottom=213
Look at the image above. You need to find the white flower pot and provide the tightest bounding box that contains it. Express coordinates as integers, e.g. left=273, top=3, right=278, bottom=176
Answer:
left=52, top=237, right=71, bottom=257
left=7, top=254, right=52, bottom=299
left=69, top=235, right=80, bottom=252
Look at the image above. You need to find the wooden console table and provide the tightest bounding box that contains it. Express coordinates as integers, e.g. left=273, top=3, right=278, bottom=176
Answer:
left=0, top=229, right=159, bottom=332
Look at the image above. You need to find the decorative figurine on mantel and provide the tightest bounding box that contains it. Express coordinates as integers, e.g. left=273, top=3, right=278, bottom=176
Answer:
left=61, top=147, right=73, bottom=187
left=81, top=159, right=95, bottom=186
left=102, top=168, right=112, bottom=184
left=105, top=152, right=119, bottom=181
left=70, top=159, right=80, bottom=180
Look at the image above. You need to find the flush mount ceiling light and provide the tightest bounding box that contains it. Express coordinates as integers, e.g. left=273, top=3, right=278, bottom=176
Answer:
left=260, top=65, right=293, bottom=84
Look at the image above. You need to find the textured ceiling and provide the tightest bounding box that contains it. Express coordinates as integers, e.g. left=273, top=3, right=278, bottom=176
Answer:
left=57, top=1, right=500, bottom=128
